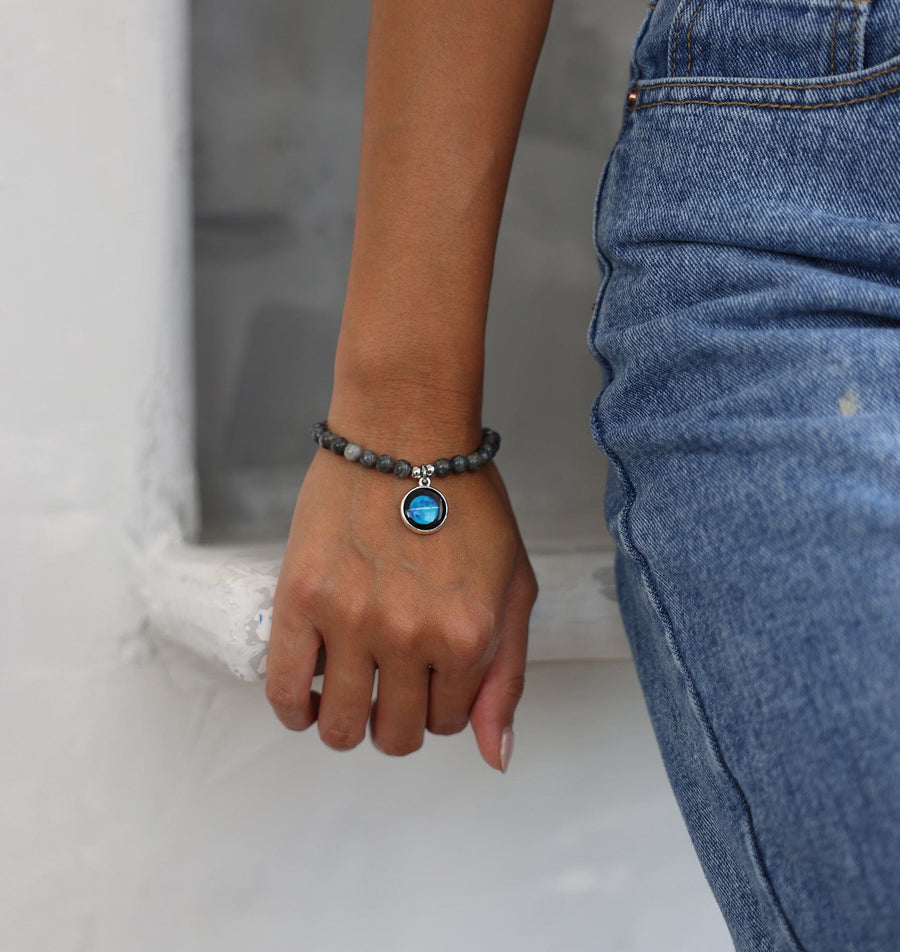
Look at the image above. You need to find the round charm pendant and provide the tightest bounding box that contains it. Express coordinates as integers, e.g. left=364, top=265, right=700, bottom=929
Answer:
left=401, top=479, right=448, bottom=534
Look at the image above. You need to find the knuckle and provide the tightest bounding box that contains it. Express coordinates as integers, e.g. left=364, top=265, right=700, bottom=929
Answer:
left=445, top=607, right=496, bottom=662
left=339, top=591, right=369, bottom=628
left=384, top=612, right=427, bottom=655
left=445, top=632, right=486, bottom=665
left=319, top=718, right=365, bottom=751
left=504, top=673, right=526, bottom=705
left=282, top=567, right=325, bottom=611
left=265, top=676, right=306, bottom=714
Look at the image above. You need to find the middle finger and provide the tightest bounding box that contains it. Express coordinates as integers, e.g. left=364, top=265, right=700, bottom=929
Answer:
left=370, top=660, right=430, bottom=756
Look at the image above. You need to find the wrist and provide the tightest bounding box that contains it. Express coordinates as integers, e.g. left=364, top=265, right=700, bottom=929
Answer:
left=334, top=290, right=487, bottom=399
left=323, top=411, right=484, bottom=468
left=330, top=331, right=484, bottom=461
left=326, top=384, right=484, bottom=467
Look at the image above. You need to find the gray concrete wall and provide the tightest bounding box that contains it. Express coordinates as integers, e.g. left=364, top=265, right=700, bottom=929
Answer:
left=192, top=0, right=648, bottom=546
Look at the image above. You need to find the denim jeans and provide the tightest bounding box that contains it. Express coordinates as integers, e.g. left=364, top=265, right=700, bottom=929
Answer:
left=586, top=1, right=900, bottom=949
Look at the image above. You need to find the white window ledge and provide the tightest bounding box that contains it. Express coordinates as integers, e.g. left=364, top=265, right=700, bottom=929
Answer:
left=144, top=540, right=628, bottom=680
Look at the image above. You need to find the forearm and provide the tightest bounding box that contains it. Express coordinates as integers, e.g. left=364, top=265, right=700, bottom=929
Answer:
left=329, top=0, right=554, bottom=458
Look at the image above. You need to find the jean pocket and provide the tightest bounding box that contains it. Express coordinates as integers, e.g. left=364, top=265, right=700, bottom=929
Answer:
left=628, top=0, right=900, bottom=110
left=633, top=0, right=900, bottom=85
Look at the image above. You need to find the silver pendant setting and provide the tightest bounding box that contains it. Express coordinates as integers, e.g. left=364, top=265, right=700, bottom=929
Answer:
left=401, top=470, right=448, bottom=534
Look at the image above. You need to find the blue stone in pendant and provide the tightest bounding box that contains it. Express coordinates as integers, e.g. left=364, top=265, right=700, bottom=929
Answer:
left=408, top=495, right=439, bottom=524
left=400, top=485, right=448, bottom=533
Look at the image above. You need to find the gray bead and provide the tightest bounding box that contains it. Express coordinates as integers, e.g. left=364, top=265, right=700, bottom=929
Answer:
left=376, top=454, right=394, bottom=473
left=451, top=454, right=468, bottom=473
left=319, top=431, right=335, bottom=449
left=359, top=449, right=377, bottom=468
left=343, top=442, right=362, bottom=462
left=477, top=446, right=492, bottom=465
left=331, top=437, right=348, bottom=455
left=433, top=458, right=451, bottom=477
left=466, top=451, right=483, bottom=471
left=310, top=422, right=326, bottom=443
left=393, top=459, right=412, bottom=478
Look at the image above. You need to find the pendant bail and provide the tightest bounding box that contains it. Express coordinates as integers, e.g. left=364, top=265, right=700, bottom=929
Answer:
left=411, top=463, right=435, bottom=481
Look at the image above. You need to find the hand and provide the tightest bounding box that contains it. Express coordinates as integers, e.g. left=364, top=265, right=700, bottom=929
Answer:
left=265, top=443, right=538, bottom=771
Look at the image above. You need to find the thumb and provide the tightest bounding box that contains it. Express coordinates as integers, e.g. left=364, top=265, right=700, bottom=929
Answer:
left=469, top=553, right=538, bottom=773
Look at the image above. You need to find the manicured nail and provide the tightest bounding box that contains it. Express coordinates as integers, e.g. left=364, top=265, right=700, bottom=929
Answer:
left=500, top=727, right=514, bottom=773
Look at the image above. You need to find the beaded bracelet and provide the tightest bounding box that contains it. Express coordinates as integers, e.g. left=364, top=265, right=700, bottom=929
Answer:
left=310, top=420, right=500, bottom=534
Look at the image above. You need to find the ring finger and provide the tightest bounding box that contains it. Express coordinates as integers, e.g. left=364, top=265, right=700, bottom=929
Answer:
left=426, top=662, right=482, bottom=736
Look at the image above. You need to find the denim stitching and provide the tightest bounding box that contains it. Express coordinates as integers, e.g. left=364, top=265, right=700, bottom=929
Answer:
left=632, top=81, right=900, bottom=109
left=849, top=0, right=860, bottom=71
left=685, top=0, right=710, bottom=76
left=588, top=358, right=805, bottom=952
left=586, top=172, right=615, bottom=365
left=671, top=0, right=692, bottom=75
left=633, top=58, right=900, bottom=92
left=830, top=0, right=845, bottom=74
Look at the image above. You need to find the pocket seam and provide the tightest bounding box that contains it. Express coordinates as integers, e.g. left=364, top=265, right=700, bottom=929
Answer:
left=636, top=56, right=899, bottom=92
left=670, top=0, right=689, bottom=75
left=631, top=79, right=900, bottom=111
left=686, top=0, right=711, bottom=76
left=830, top=0, right=844, bottom=75
left=848, top=0, right=861, bottom=72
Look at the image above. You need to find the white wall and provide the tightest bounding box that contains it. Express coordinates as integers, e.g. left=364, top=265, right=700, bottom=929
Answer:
left=1, top=0, right=198, bottom=943
left=0, top=3, right=729, bottom=949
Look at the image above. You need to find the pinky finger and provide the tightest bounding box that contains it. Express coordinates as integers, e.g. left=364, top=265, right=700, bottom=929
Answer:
left=469, top=567, right=534, bottom=772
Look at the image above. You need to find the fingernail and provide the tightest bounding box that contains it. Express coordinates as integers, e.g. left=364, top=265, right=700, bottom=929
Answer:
left=500, top=727, right=514, bottom=773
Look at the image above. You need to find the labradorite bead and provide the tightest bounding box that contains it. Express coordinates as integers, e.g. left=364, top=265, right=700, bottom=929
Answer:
left=393, top=459, right=412, bottom=478
left=310, top=419, right=499, bottom=479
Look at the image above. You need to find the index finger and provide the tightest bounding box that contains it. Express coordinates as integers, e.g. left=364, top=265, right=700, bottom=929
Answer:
left=265, top=598, right=324, bottom=731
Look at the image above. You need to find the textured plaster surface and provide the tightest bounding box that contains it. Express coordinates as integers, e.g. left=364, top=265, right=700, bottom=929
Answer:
left=145, top=540, right=629, bottom=680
